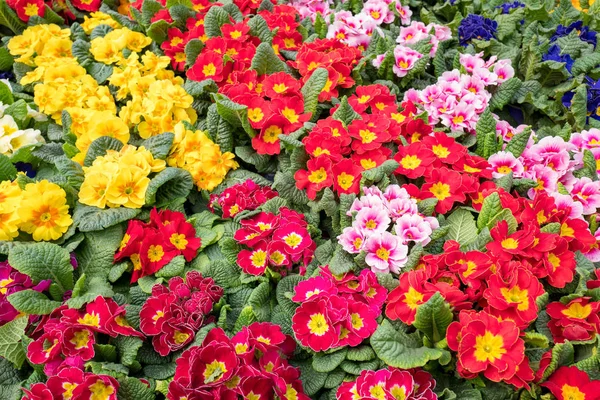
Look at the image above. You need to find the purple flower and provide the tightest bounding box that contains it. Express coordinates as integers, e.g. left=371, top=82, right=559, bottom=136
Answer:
left=551, top=21, right=597, bottom=48
left=542, top=44, right=574, bottom=73
left=458, top=14, right=498, bottom=46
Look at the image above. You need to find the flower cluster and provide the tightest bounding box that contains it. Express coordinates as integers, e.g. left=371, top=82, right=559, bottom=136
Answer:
left=79, top=145, right=166, bottom=209
left=22, top=369, right=119, bottom=400
left=168, top=323, right=309, bottom=400
left=235, top=209, right=315, bottom=276
left=292, top=266, right=386, bottom=351
left=27, top=296, right=142, bottom=375
left=0, top=179, right=73, bottom=241
left=338, top=185, right=439, bottom=273
left=0, top=97, right=45, bottom=156
left=140, top=272, right=223, bottom=355
left=541, top=366, right=600, bottom=400
left=167, top=122, right=238, bottom=190
left=209, top=179, right=278, bottom=218
left=405, top=53, right=514, bottom=134
left=458, top=14, right=498, bottom=46
left=115, top=209, right=202, bottom=282
left=0, top=261, right=50, bottom=325
left=337, top=367, right=438, bottom=400
left=546, top=297, right=600, bottom=343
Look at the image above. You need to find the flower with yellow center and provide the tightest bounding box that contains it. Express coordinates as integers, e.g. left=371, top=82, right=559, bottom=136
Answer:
left=308, top=313, right=329, bottom=335
left=88, top=379, right=115, bottom=400
left=18, top=182, right=73, bottom=241
left=474, top=331, right=506, bottom=362
left=104, top=167, right=150, bottom=209
left=429, top=182, right=451, bottom=201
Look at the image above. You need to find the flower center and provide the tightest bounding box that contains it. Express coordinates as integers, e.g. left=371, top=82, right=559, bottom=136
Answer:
left=307, top=313, right=329, bottom=336
left=474, top=330, right=506, bottom=363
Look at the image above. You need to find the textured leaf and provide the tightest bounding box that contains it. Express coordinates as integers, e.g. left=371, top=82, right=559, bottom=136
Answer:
left=301, top=68, right=328, bottom=117
left=73, top=204, right=140, bottom=232
left=0, top=1, right=26, bottom=34
left=8, top=243, right=73, bottom=293
left=445, top=209, right=478, bottom=246
left=66, top=275, right=114, bottom=309
left=413, top=293, right=453, bottom=343
left=0, top=82, right=12, bottom=105
left=251, top=42, right=286, bottom=75
left=0, top=154, right=17, bottom=181
left=117, top=377, right=154, bottom=400
left=248, top=281, right=272, bottom=321
left=184, top=39, right=204, bottom=66
left=145, top=167, right=194, bottom=206
left=140, top=132, right=174, bottom=159
left=114, top=336, right=143, bottom=367
left=475, top=108, right=497, bottom=158
left=247, top=15, right=272, bottom=43
left=77, top=225, right=124, bottom=279
left=155, top=255, right=185, bottom=278
left=346, top=345, right=376, bottom=361
left=204, top=6, right=230, bottom=38
left=489, top=77, right=522, bottom=110
left=146, top=20, right=171, bottom=44
left=571, top=84, right=588, bottom=131
left=477, top=193, right=502, bottom=231
left=371, top=320, right=443, bottom=369
left=7, top=290, right=61, bottom=315
left=83, top=136, right=124, bottom=167
left=273, top=171, right=309, bottom=205
left=332, top=96, right=361, bottom=126
left=328, top=244, right=355, bottom=275
left=312, top=348, right=347, bottom=373
left=0, top=318, right=27, bottom=368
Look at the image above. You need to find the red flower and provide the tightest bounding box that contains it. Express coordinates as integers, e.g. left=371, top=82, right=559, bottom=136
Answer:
left=272, top=96, right=311, bottom=133
left=71, top=0, right=101, bottom=11
left=394, top=142, right=436, bottom=179
left=13, top=0, right=44, bottom=22
left=486, top=221, right=536, bottom=261
left=163, top=217, right=201, bottom=262
left=238, top=241, right=270, bottom=275
left=244, top=96, right=274, bottom=129
left=187, top=50, right=226, bottom=82
left=332, top=159, right=362, bottom=195
left=541, top=236, right=576, bottom=288
left=252, top=114, right=288, bottom=155
left=115, top=220, right=146, bottom=261
left=292, top=296, right=341, bottom=351
left=262, top=72, right=301, bottom=98
left=546, top=297, right=600, bottom=343
left=421, top=131, right=467, bottom=166
left=420, top=168, right=468, bottom=214
left=337, top=367, right=437, bottom=400
left=295, top=157, right=334, bottom=200
left=352, top=147, right=393, bottom=170
left=73, top=374, right=119, bottom=400
left=62, top=327, right=95, bottom=361
left=348, top=117, right=392, bottom=154
left=140, top=231, right=178, bottom=277
left=542, top=366, right=600, bottom=400
left=385, top=269, right=433, bottom=325
left=221, top=21, right=250, bottom=41
left=447, top=310, right=526, bottom=385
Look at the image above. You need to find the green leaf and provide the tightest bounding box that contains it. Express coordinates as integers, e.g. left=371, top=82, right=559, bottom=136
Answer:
left=155, top=255, right=185, bottom=278
left=213, top=94, right=256, bottom=137
left=140, top=132, right=174, bottom=160
left=234, top=306, right=256, bottom=332
left=248, top=281, right=272, bottom=321
left=412, top=292, right=453, bottom=343
left=295, top=361, right=327, bottom=396
left=445, top=209, right=478, bottom=246
left=0, top=82, right=13, bottom=105
left=346, top=345, right=376, bottom=361
left=140, top=0, right=162, bottom=26
left=145, top=167, right=194, bottom=206
left=7, top=290, right=61, bottom=315
left=571, top=84, right=588, bottom=131
left=77, top=225, right=124, bottom=279
left=475, top=108, right=497, bottom=158
left=0, top=47, right=14, bottom=72
left=371, top=320, right=443, bottom=369
left=204, top=6, right=229, bottom=38
left=66, top=275, right=114, bottom=309
left=477, top=193, right=502, bottom=231
left=272, top=171, right=309, bottom=205
left=312, top=348, right=347, bottom=373
left=0, top=317, right=26, bottom=368
left=117, top=377, right=154, bottom=400
left=55, top=156, right=84, bottom=189
left=490, top=77, right=521, bottom=110
left=147, top=19, right=171, bottom=44
left=8, top=243, right=74, bottom=293
left=251, top=42, right=286, bottom=75
left=247, top=15, right=272, bottom=43
left=114, top=336, right=143, bottom=367
left=73, top=204, right=140, bottom=232
left=332, top=96, right=361, bottom=126
left=505, top=127, right=532, bottom=158
left=541, top=341, right=575, bottom=381
left=301, top=68, right=328, bottom=118
left=0, top=1, right=26, bottom=34
left=523, top=331, right=549, bottom=348
left=72, top=40, right=92, bottom=67
left=83, top=136, right=124, bottom=167
left=328, top=244, right=355, bottom=275
left=184, top=38, right=204, bottom=66
left=87, top=62, right=113, bottom=84
left=0, top=154, right=17, bottom=181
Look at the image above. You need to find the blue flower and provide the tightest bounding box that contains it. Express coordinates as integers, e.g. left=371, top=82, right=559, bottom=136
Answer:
left=14, top=162, right=36, bottom=178
left=551, top=21, right=597, bottom=48
left=562, top=77, right=600, bottom=120
left=542, top=44, right=574, bottom=73
left=496, top=1, right=525, bottom=14
left=458, top=14, right=498, bottom=46
left=0, top=71, right=14, bottom=80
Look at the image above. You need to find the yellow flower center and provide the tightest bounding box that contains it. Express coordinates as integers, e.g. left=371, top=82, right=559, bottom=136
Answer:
left=273, top=83, right=287, bottom=93
left=429, top=182, right=451, bottom=200
left=359, top=129, right=376, bottom=144
left=474, top=330, right=506, bottom=362
left=173, top=330, right=190, bottom=345
left=308, top=313, right=329, bottom=335
left=500, top=286, right=529, bottom=311
left=353, top=238, right=363, bottom=250
left=561, top=384, right=585, bottom=400
left=548, top=253, right=561, bottom=271
left=497, top=166, right=513, bottom=174
left=230, top=30, right=242, bottom=39
left=283, top=233, right=302, bottom=248
left=308, top=167, right=327, bottom=184
left=337, top=172, right=354, bottom=190
left=404, top=287, right=424, bottom=310
left=89, top=380, right=115, bottom=400
left=0, top=278, right=14, bottom=295
left=250, top=250, right=267, bottom=267
left=263, top=125, right=281, bottom=144
left=398, top=60, right=408, bottom=69
left=400, top=155, right=422, bottom=170
left=62, top=382, right=78, bottom=400
left=350, top=313, right=364, bottom=329
left=247, top=108, right=264, bottom=122
left=77, top=313, right=100, bottom=327
left=202, top=63, right=217, bottom=77
left=376, top=247, right=389, bottom=261
left=562, top=302, right=592, bottom=319
left=282, top=107, right=299, bottom=124
left=203, top=360, right=227, bottom=384
left=171, top=37, right=183, bottom=46
left=501, top=238, right=519, bottom=250
left=169, top=233, right=188, bottom=250
left=361, top=159, right=377, bottom=169
left=370, top=384, right=386, bottom=400
left=453, top=115, right=465, bottom=125
left=147, top=245, right=164, bottom=262
left=560, top=223, right=575, bottom=237
left=24, top=3, right=39, bottom=16
left=70, top=330, right=91, bottom=350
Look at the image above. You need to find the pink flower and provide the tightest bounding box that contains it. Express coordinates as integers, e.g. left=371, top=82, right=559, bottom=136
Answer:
left=430, top=23, right=452, bottom=41
left=583, top=230, right=600, bottom=262
left=570, top=128, right=600, bottom=150
left=570, top=177, right=600, bottom=215
left=460, top=53, right=486, bottom=73
left=488, top=151, right=524, bottom=178
left=441, top=101, right=476, bottom=131
left=396, top=4, right=412, bottom=24
left=392, top=45, right=423, bottom=78
left=364, top=232, right=408, bottom=273
left=338, top=227, right=366, bottom=254
left=550, top=193, right=585, bottom=220
left=493, top=59, right=515, bottom=83
left=523, top=165, right=559, bottom=198
left=394, top=214, right=434, bottom=246
left=354, top=207, right=391, bottom=235
left=396, top=22, right=429, bottom=45
left=348, top=194, right=385, bottom=215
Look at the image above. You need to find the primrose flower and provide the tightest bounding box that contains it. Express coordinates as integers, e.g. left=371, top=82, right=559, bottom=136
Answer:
left=394, top=214, right=435, bottom=246
left=364, top=231, right=408, bottom=273
left=488, top=151, right=524, bottom=178
left=392, top=45, right=423, bottom=78
left=354, top=207, right=391, bottom=236
left=338, top=227, right=366, bottom=254
left=458, top=14, right=498, bottom=46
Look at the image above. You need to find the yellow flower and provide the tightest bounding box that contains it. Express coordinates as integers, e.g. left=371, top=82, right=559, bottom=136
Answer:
left=40, top=37, right=73, bottom=59
left=0, top=181, right=22, bottom=213
left=90, top=39, right=123, bottom=64
left=125, top=30, right=152, bottom=53
left=18, top=181, right=73, bottom=241
left=204, top=151, right=239, bottom=176
left=88, top=114, right=130, bottom=144
left=0, top=211, right=20, bottom=241
left=81, top=12, right=121, bottom=34
left=78, top=170, right=112, bottom=208
left=105, top=167, right=150, bottom=208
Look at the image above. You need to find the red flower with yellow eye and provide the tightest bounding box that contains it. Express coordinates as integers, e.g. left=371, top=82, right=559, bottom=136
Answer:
left=303, top=132, right=344, bottom=161
left=187, top=50, right=226, bottom=82
left=13, top=0, right=44, bottom=22
left=420, top=168, right=467, bottom=214
left=162, top=217, right=202, bottom=262
left=238, top=240, right=270, bottom=275
left=332, top=159, right=362, bottom=195
left=546, top=297, right=600, bottom=343
left=348, top=117, right=392, bottom=154
left=542, top=366, right=600, bottom=400
left=244, top=96, right=274, bottom=129
left=252, top=115, right=288, bottom=155
left=421, top=131, right=467, bottom=166
left=272, top=96, right=311, bottom=133
left=394, top=142, right=436, bottom=179
left=558, top=217, right=597, bottom=252
left=317, top=68, right=340, bottom=102
left=352, top=147, right=393, bottom=170
left=295, top=157, right=334, bottom=200
left=292, top=297, right=340, bottom=351
left=262, top=72, right=301, bottom=98
left=399, top=117, right=433, bottom=143
left=447, top=310, right=526, bottom=385
left=540, top=236, right=576, bottom=288
left=385, top=269, right=433, bottom=324
left=63, top=326, right=96, bottom=361
left=221, top=21, right=250, bottom=41
left=483, top=263, right=545, bottom=329
left=140, top=231, right=178, bottom=277
left=486, top=221, right=536, bottom=261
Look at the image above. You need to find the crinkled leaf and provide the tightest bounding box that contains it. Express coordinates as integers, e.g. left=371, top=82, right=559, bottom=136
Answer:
left=8, top=243, right=74, bottom=293
left=7, top=290, right=61, bottom=315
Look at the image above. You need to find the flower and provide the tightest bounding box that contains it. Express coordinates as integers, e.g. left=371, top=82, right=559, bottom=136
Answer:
left=447, top=310, right=529, bottom=386
left=0, top=261, right=50, bottom=325
left=458, top=14, right=498, bottom=46
left=542, top=366, right=600, bottom=400
left=364, top=231, right=409, bottom=273
left=546, top=297, right=600, bottom=343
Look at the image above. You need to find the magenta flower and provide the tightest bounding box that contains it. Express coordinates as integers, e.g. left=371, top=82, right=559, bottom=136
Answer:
left=0, top=261, right=50, bottom=325
left=338, top=227, right=366, bottom=254
left=354, top=207, right=391, bottom=236
left=488, top=151, right=524, bottom=179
